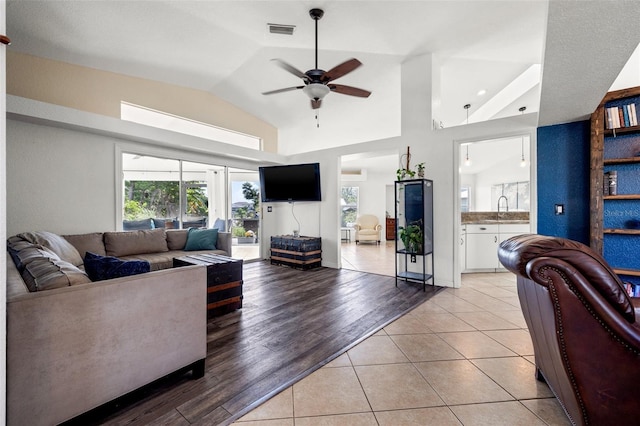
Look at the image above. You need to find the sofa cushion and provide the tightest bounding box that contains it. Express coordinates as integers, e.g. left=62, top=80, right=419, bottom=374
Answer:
left=17, top=231, right=84, bottom=267
left=184, top=228, right=218, bottom=251
left=104, top=229, right=168, bottom=257
left=166, top=229, right=188, bottom=250
left=120, top=249, right=227, bottom=271
left=21, top=257, right=91, bottom=292
left=84, top=252, right=151, bottom=282
left=7, top=236, right=35, bottom=252
left=63, top=232, right=106, bottom=257
left=12, top=246, right=60, bottom=272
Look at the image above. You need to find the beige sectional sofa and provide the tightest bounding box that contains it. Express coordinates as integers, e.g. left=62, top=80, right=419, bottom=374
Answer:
left=6, top=228, right=231, bottom=426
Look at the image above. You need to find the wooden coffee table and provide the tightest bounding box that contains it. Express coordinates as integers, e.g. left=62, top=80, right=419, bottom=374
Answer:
left=173, top=253, right=243, bottom=318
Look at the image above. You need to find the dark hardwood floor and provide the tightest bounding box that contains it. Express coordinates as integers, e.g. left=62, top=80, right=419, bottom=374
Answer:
left=69, top=261, right=441, bottom=426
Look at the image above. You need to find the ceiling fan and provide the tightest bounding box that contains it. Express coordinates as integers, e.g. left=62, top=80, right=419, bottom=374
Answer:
left=262, top=8, right=372, bottom=110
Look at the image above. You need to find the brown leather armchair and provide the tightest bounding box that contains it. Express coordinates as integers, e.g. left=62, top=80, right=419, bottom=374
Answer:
left=498, top=234, right=640, bottom=426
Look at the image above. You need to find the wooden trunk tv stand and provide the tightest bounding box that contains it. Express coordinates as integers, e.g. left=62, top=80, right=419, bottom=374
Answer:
left=270, top=235, right=322, bottom=270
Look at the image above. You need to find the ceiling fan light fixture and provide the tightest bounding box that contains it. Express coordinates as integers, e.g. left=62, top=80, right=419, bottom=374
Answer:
left=303, top=83, right=330, bottom=100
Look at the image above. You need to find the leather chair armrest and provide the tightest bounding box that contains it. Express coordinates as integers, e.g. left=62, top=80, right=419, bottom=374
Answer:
left=632, top=297, right=640, bottom=319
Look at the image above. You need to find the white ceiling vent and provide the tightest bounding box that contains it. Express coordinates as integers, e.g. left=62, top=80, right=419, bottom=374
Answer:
left=268, top=23, right=296, bottom=35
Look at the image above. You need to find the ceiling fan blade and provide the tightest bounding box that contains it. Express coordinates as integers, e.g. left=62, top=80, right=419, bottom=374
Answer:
left=271, top=59, right=308, bottom=80
left=311, top=99, right=322, bottom=109
left=322, top=58, right=362, bottom=82
left=262, top=86, right=305, bottom=95
left=329, top=84, right=371, bottom=98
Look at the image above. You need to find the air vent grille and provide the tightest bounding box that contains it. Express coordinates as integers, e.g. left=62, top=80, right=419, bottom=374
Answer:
left=268, top=23, right=295, bottom=35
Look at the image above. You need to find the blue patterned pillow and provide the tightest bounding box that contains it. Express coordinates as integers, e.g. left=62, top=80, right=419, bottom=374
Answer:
left=84, top=252, right=150, bottom=282
left=184, top=228, right=218, bottom=251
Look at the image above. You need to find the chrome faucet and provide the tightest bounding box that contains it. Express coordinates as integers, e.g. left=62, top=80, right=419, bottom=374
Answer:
left=497, top=195, right=509, bottom=213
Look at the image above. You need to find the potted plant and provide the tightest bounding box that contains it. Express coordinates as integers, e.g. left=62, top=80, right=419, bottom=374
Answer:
left=396, top=168, right=415, bottom=181
left=398, top=221, right=424, bottom=254
left=237, top=229, right=256, bottom=244
left=416, top=162, right=425, bottom=178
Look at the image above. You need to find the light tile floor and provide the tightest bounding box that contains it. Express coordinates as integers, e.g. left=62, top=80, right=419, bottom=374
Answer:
left=232, top=270, right=572, bottom=426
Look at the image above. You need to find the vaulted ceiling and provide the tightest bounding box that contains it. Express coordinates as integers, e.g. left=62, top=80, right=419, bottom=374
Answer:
left=6, top=1, right=640, bottom=155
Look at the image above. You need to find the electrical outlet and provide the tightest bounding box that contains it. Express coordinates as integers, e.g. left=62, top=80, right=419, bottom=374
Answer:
left=411, top=254, right=417, bottom=263
left=267, top=206, right=272, bottom=212
left=554, top=204, right=564, bottom=215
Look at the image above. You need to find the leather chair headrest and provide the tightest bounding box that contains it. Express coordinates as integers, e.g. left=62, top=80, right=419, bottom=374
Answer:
left=498, top=234, right=634, bottom=323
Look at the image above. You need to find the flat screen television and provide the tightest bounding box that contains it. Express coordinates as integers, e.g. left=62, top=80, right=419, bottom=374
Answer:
left=259, top=163, right=322, bottom=202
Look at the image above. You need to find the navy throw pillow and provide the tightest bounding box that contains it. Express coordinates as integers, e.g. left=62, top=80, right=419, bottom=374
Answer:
left=84, top=252, right=151, bottom=282
left=184, top=228, right=218, bottom=251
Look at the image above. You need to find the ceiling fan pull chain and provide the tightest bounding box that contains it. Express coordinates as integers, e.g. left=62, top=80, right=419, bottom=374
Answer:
left=316, top=110, right=320, bottom=128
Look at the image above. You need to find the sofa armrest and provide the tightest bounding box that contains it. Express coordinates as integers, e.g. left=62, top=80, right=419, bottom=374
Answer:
left=217, top=231, right=232, bottom=256
left=7, top=265, right=207, bottom=425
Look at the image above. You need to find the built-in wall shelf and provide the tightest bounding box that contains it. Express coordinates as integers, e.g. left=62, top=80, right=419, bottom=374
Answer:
left=590, top=86, right=640, bottom=287
left=604, top=194, right=640, bottom=200
left=604, top=229, right=640, bottom=235
left=604, top=157, right=640, bottom=165
left=613, top=268, right=640, bottom=277
left=604, top=125, right=640, bottom=136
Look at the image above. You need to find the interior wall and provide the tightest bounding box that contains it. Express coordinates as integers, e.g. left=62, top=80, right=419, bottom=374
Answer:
left=6, top=51, right=279, bottom=153
left=6, top=117, right=267, bottom=237
left=7, top=120, right=117, bottom=235
left=537, top=120, right=591, bottom=244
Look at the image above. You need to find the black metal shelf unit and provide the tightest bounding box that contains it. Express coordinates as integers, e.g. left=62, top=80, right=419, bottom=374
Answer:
left=394, top=178, right=434, bottom=291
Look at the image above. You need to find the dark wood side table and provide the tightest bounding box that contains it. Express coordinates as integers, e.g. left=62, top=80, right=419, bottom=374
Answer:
left=173, top=253, right=243, bottom=318
left=386, top=218, right=396, bottom=240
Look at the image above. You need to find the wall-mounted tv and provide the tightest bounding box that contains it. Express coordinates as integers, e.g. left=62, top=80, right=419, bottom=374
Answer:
left=259, top=163, right=322, bottom=202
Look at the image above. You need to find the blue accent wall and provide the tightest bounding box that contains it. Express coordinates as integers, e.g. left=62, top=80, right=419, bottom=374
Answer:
left=537, top=120, right=591, bottom=244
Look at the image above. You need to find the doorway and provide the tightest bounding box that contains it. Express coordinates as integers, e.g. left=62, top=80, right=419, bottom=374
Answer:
left=456, top=134, right=536, bottom=285
left=339, top=151, right=400, bottom=276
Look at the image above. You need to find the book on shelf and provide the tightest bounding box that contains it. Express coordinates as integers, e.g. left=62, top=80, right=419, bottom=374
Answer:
left=604, top=170, right=618, bottom=195
left=624, top=282, right=640, bottom=297
left=605, top=102, right=639, bottom=129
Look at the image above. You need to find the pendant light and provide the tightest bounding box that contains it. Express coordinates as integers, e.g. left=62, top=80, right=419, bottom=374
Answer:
left=463, top=104, right=472, bottom=166
left=519, top=106, right=527, bottom=167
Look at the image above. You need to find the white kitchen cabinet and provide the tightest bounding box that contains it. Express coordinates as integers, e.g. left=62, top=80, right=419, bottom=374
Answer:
left=459, top=225, right=466, bottom=272
left=464, top=223, right=530, bottom=271
left=465, top=224, right=499, bottom=270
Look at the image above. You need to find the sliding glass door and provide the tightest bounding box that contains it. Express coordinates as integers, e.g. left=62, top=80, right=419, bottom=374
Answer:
left=122, top=153, right=226, bottom=230
left=121, top=153, right=260, bottom=261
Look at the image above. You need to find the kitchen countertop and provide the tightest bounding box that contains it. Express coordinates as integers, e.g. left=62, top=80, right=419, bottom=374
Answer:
left=461, top=211, right=530, bottom=225
left=462, top=220, right=530, bottom=225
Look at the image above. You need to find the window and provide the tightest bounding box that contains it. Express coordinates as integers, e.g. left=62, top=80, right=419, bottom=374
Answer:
left=491, top=181, right=530, bottom=211
left=122, top=153, right=226, bottom=230
left=121, top=102, right=261, bottom=150
left=341, top=187, right=359, bottom=227
left=460, top=186, right=470, bottom=212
